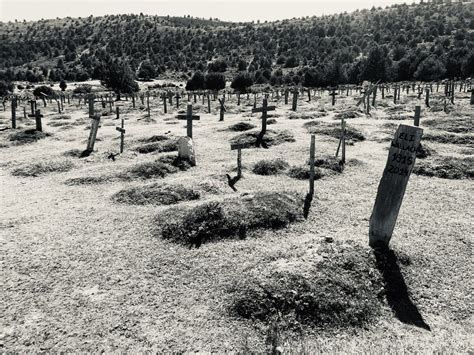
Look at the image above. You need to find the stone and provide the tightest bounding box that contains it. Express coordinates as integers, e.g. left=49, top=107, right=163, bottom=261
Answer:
left=177, top=136, right=196, bottom=166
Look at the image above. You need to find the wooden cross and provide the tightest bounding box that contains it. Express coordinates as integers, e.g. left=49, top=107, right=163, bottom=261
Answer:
left=291, top=89, right=298, bottom=111
left=329, top=88, right=338, bottom=106
left=207, top=92, right=211, bottom=113
left=303, top=134, right=316, bottom=219
left=414, top=106, right=421, bottom=127
left=11, top=96, right=17, bottom=129
left=218, top=97, right=227, bottom=121
left=161, top=93, right=167, bottom=114
left=425, top=88, right=430, bottom=108
left=227, top=142, right=250, bottom=191
left=175, top=91, right=181, bottom=108
left=252, top=98, right=275, bottom=147
left=29, top=100, right=37, bottom=116
left=86, top=115, right=101, bottom=152
left=177, top=104, right=200, bottom=138
left=116, top=118, right=125, bottom=153
left=28, top=109, right=43, bottom=132
left=335, top=118, right=346, bottom=165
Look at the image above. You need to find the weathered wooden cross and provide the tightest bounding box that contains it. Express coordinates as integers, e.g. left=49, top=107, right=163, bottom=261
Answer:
left=292, top=89, right=298, bottom=111
left=252, top=98, right=275, bottom=148
left=177, top=104, right=200, bottom=138
left=335, top=118, right=346, bottom=165
left=161, top=93, right=167, bottom=114
left=414, top=106, right=421, bottom=127
left=28, top=109, right=43, bottom=132
left=11, top=96, right=17, bottom=129
left=218, top=97, right=227, bottom=121
left=85, top=114, right=101, bottom=153
left=303, top=134, right=316, bottom=219
left=116, top=118, right=125, bottom=153
left=329, top=88, right=338, bottom=106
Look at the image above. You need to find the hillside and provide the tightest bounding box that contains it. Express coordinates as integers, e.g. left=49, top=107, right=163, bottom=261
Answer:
left=0, top=1, right=473, bottom=86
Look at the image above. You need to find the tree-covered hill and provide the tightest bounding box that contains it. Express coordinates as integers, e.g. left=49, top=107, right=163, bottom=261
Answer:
left=0, top=1, right=472, bottom=87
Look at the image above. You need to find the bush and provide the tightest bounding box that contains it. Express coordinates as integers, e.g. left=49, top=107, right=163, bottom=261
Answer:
left=252, top=159, right=289, bottom=175
left=72, top=84, right=92, bottom=94
left=12, top=160, right=74, bottom=177
left=33, top=85, right=55, bottom=98
left=112, top=183, right=200, bottom=205
left=157, top=192, right=302, bottom=247
left=229, top=241, right=383, bottom=329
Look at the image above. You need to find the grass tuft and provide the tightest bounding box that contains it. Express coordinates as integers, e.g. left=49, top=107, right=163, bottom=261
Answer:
left=230, top=129, right=295, bottom=149
left=112, top=183, right=200, bottom=205
left=12, top=160, right=74, bottom=177
left=228, top=241, right=383, bottom=329
left=252, top=158, right=289, bottom=175
left=228, top=122, right=256, bottom=132
left=9, top=129, right=50, bottom=144
left=157, top=192, right=302, bottom=247
left=413, top=156, right=473, bottom=180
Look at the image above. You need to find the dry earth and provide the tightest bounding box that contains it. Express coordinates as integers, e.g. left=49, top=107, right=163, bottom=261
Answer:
left=0, top=87, right=473, bottom=352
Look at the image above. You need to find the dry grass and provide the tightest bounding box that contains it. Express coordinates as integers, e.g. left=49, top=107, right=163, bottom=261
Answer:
left=423, top=117, right=472, bottom=134
left=423, top=132, right=473, bottom=145
left=227, top=122, right=256, bottom=131
left=252, top=158, right=289, bottom=175
left=230, top=129, right=295, bottom=148
left=112, top=183, right=200, bottom=205
left=413, top=156, right=473, bottom=179
left=156, top=192, right=303, bottom=247
left=9, top=129, right=51, bottom=144
left=11, top=159, right=74, bottom=177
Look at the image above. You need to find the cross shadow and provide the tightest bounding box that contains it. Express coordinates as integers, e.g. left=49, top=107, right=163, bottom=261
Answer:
left=373, top=246, right=431, bottom=331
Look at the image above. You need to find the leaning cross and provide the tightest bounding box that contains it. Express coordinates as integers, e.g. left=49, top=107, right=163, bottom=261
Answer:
left=86, top=114, right=101, bottom=152
left=177, top=103, right=200, bottom=138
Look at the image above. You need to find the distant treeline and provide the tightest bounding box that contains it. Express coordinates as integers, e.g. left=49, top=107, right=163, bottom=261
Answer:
left=0, top=1, right=472, bottom=89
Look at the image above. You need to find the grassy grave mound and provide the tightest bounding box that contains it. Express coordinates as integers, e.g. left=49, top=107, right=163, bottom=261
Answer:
left=9, top=129, right=51, bottom=144
left=50, top=114, right=71, bottom=121
left=334, top=111, right=362, bottom=120
left=157, top=192, right=303, bottom=247
left=423, top=117, right=472, bottom=134
left=289, top=112, right=327, bottom=120
left=287, top=166, right=325, bottom=180
left=305, top=123, right=365, bottom=144
left=135, top=140, right=178, bottom=154
left=416, top=143, right=435, bottom=159
left=120, top=155, right=191, bottom=180
left=314, top=156, right=344, bottom=173
left=423, top=133, right=473, bottom=145
left=64, top=176, right=111, bottom=185
left=112, top=183, right=200, bottom=205
left=267, top=118, right=277, bottom=125
left=62, top=149, right=84, bottom=157
left=252, top=158, right=289, bottom=175
left=137, top=135, right=172, bottom=143
left=413, top=156, right=473, bottom=180
left=230, top=129, right=295, bottom=149
left=228, top=122, right=256, bottom=132
left=228, top=241, right=383, bottom=329
left=12, top=159, right=74, bottom=177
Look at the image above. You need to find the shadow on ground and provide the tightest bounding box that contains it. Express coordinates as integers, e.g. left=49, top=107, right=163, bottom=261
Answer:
left=374, top=247, right=431, bottom=331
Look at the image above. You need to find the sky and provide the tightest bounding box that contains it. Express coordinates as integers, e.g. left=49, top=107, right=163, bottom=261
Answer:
left=0, top=0, right=416, bottom=23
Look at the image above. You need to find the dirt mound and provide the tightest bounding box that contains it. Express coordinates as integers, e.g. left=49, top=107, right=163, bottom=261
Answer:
left=112, top=183, right=200, bottom=205
left=252, top=158, right=289, bottom=175
left=156, top=192, right=303, bottom=247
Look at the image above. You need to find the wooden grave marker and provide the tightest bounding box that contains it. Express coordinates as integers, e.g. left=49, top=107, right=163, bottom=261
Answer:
left=335, top=118, right=346, bottom=165
left=252, top=97, right=275, bottom=148
left=177, top=103, right=200, bottom=138
left=11, top=96, right=17, bottom=129
left=414, top=106, right=421, bottom=127
left=116, top=118, right=125, bottom=153
left=329, top=88, right=338, bottom=106
left=85, top=114, right=101, bottom=154
left=291, top=89, right=298, bottom=111
left=303, top=134, right=316, bottom=219
left=218, top=97, right=227, bottom=121
left=28, top=109, right=43, bottom=132
left=369, top=124, right=423, bottom=248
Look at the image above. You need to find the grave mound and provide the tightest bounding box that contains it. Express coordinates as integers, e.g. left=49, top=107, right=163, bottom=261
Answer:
left=289, top=112, right=327, bottom=120
left=413, top=156, right=473, bottom=180
left=423, top=117, right=472, bottom=134
left=306, top=124, right=365, bottom=144
left=334, top=111, right=362, bottom=120
left=287, top=165, right=325, bottom=180
left=12, top=159, right=74, bottom=177
left=157, top=192, right=302, bottom=247
left=423, top=133, right=472, bottom=145
left=112, top=183, right=200, bottom=205
left=228, top=122, right=256, bottom=132
left=135, top=140, right=178, bottom=154
left=9, top=129, right=51, bottom=144
left=64, top=176, right=110, bottom=185
left=252, top=158, right=289, bottom=175
left=267, top=118, right=277, bottom=125
left=120, top=155, right=191, bottom=180
left=228, top=241, right=383, bottom=330
left=230, top=129, right=295, bottom=149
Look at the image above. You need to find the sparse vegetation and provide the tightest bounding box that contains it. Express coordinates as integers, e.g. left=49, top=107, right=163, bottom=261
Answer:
left=112, top=183, right=200, bottom=205
left=413, top=156, right=473, bottom=180
left=12, top=160, right=74, bottom=177
left=157, top=192, right=302, bottom=247
left=252, top=158, right=289, bottom=175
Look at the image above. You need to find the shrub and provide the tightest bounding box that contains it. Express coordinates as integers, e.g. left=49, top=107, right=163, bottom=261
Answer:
left=33, top=85, right=55, bottom=98
left=252, top=158, right=289, bottom=175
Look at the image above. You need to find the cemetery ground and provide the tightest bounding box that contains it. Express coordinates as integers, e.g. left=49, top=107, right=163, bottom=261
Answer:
left=0, top=87, right=472, bottom=352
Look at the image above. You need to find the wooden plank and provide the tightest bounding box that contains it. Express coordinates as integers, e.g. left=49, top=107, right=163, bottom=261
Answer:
left=369, top=124, right=423, bottom=248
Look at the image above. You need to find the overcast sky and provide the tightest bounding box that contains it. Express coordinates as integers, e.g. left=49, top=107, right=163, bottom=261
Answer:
left=1, top=0, right=417, bottom=23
